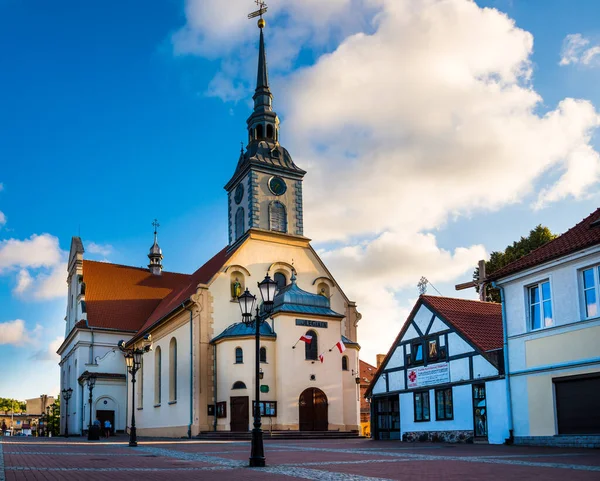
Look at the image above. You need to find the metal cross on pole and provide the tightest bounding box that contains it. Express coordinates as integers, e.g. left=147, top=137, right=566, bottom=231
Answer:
left=248, top=0, right=268, bottom=19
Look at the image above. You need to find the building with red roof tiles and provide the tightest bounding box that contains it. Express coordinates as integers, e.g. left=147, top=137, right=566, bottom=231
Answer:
left=57, top=22, right=362, bottom=439
left=490, top=208, right=600, bottom=447
left=359, top=359, right=376, bottom=436
left=365, top=295, right=509, bottom=444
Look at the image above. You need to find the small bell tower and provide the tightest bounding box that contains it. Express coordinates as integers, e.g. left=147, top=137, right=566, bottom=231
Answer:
left=148, top=219, right=163, bottom=275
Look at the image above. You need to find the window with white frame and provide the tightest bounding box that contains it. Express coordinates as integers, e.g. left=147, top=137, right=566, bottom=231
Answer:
left=581, top=266, right=599, bottom=318
left=528, top=280, right=553, bottom=330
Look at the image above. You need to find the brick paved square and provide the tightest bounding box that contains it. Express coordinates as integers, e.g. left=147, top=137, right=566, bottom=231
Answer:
left=2, top=437, right=600, bottom=480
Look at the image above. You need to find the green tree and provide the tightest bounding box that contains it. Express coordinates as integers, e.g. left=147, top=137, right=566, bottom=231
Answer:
left=476, top=225, right=557, bottom=302
left=0, top=398, right=26, bottom=414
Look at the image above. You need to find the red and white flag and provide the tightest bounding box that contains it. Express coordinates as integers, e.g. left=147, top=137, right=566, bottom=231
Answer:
left=319, top=353, right=324, bottom=363
left=300, top=334, right=313, bottom=344
left=335, top=340, right=346, bottom=353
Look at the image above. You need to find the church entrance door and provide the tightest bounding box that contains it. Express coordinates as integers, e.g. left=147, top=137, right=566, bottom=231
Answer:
left=230, top=396, right=249, bottom=432
left=299, top=388, right=328, bottom=431
left=96, top=410, right=115, bottom=435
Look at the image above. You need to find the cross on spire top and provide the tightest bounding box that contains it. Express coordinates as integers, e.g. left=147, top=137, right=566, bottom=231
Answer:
left=152, top=219, right=160, bottom=235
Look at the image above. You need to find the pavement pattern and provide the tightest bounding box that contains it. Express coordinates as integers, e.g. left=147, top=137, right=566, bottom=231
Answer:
left=1, top=436, right=599, bottom=480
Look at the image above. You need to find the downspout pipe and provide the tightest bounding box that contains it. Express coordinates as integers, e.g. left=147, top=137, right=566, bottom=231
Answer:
left=213, top=344, right=217, bottom=432
left=182, top=303, right=193, bottom=439
left=492, top=281, right=514, bottom=442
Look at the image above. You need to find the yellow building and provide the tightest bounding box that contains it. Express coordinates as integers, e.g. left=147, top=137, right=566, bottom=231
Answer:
left=490, top=208, right=600, bottom=447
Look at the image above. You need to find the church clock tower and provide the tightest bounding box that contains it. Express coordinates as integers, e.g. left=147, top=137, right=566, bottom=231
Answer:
left=224, top=18, right=306, bottom=246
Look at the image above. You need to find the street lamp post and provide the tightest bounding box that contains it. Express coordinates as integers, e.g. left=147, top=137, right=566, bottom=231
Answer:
left=237, top=273, right=278, bottom=468
left=61, top=387, right=73, bottom=438
left=46, top=406, right=51, bottom=437
left=87, top=376, right=96, bottom=440
left=118, top=337, right=151, bottom=447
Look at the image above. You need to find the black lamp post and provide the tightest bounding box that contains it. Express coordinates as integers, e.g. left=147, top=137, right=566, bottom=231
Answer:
left=87, top=375, right=96, bottom=440
left=118, top=337, right=151, bottom=447
left=46, top=406, right=51, bottom=437
left=237, top=273, right=278, bottom=468
left=61, top=388, right=73, bottom=438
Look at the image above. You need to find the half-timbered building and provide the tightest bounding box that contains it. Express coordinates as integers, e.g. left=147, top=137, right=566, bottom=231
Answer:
left=366, top=295, right=510, bottom=444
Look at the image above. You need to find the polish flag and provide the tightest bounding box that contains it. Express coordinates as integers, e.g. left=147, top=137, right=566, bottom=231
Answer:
left=335, top=340, right=346, bottom=353
left=319, top=353, right=324, bottom=363
left=300, top=334, right=312, bottom=344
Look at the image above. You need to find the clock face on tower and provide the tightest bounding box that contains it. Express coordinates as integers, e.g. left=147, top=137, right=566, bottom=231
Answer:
left=268, top=176, right=287, bottom=196
left=234, top=183, right=244, bottom=204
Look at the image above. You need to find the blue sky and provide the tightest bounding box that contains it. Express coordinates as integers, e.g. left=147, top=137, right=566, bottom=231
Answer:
left=1, top=0, right=599, bottom=400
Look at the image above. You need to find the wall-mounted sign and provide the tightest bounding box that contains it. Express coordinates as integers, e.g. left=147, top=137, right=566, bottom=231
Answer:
left=407, top=362, right=450, bottom=389
left=207, top=404, right=215, bottom=416
left=296, top=319, right=328, bottom=329
left=260, top=385, right=269, bottom=393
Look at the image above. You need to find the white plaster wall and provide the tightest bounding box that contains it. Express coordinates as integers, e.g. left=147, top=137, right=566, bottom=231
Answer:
left=472, top=355, right=498, bottom=379
left=388, top=370, right=405, bottom=391
left=400, top=385, right=473, bottom=436
left=502, top=249, right=600, bottom=340
left=429, top=317, right=448, bottom=334
left=388, top=346, right=404, bottom=369
left=413, top=305, right=434, bottom=335
left=450, top=358, right=469, bottom=383
left=136, top=322, right=191, bottom=430
left=447, top=333, right=474, bottom=356
left=402, top=324, right=419, bottom=342
left=372, top=377, right=386, bottom=395
left=485, top=379, right=509, bottom=444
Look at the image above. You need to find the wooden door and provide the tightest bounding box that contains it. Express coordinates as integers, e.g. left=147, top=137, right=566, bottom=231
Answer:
left=230, top=396, right=249, bottom=432
left=299, top=388, right=328, bottom=431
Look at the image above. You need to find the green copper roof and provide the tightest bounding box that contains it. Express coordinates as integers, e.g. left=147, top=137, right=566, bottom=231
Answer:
left=211, top=321, right=276, bottom=344
left=271, top=275, right=344, bottom=318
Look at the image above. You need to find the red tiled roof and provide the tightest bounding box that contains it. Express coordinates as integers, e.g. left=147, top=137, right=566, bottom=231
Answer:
left=359, top=359, right=376, bottom=385
left=423, top=295, right=503, bottom=352
left=132, top=246, right=234, bottom=339
left=83, top=260, right=191, bottom=332
left=488, top=208, right=600, bottom=281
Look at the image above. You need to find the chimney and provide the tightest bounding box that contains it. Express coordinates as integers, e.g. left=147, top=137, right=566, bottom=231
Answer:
left=376, top=354, right=386, bottom=368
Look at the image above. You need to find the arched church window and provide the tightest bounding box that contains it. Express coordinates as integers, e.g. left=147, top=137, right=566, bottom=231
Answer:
left=256, top=124, right=264, bottom=139
left=235, top=207, right=245, bottom=240
left=274, top=272, right=286, bottom=291
left=169, top=338, right=177, bottom=402
left=155, top=346, right=162, bottom=405
left=342, top=355, right=348, bottom=371
left=269, top=201, right=287, bottom=233
left=235, top=347, right=243, bottom=364
left=266, top=124, right=274, bottom=139
left=260, top=346, right=267, bottom=363
left=232, top=381, right=247, bottom=390
left=305, top=330, right=318, bottom=361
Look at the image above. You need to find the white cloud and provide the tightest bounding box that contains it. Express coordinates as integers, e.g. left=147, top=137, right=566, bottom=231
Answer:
left=0, top=211, right=5, bottom=227
left=0, top=319, right=28, bottom=346
left=321, top=231, right=485, bottom=363
left=560, top=33, right=600, bottom=67
left=86, top=241, right=113, bottom=257
left=0, top=234, right=67, bottom=300
left=31, top=336, right=63, bottom=361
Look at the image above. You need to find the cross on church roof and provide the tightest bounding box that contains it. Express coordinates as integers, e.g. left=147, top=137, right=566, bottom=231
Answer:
left=152, top=219, right=160, bottom=235
left=248, top=0, right=268, bottom=20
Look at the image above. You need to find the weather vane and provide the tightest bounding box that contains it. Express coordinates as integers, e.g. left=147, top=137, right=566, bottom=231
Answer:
left=417, top=276, right=428, bottom=295
left=248, top=0, right=268, bottom=26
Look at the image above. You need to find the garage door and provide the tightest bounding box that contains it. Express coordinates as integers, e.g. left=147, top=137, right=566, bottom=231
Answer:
left=554, top=375, right=600, bottom=435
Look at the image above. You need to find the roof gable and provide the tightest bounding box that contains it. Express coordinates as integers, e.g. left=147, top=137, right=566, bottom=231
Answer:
left=365, top=295, right=502, bottom=398
left=489, top=208, right=600, bottom=281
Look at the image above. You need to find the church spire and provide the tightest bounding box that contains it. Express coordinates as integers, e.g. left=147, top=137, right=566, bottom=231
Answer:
left=253, top=22, right=272, bottom=114
left=246, top=14, right=279, bottom=144
left=148, top=219, right=163, bottom=275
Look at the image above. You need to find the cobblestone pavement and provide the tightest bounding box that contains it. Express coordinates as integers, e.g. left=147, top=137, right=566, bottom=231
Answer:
left=1, top=436, right=599, bottom=480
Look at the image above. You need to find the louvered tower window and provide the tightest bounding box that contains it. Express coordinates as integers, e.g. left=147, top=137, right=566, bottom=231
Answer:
left=269, top=201, right=287, bottom=233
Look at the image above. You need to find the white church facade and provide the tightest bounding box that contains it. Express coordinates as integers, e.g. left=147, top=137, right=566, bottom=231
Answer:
left=57, top=20, right=361, bottom=437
